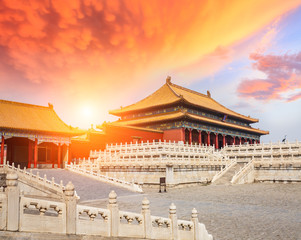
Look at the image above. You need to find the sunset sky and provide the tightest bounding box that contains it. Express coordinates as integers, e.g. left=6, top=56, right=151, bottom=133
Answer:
left=0, top=0, right=301, bottom=143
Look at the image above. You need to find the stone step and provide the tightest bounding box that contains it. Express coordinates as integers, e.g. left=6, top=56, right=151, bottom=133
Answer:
left=212, top=163, right=245, bottom=185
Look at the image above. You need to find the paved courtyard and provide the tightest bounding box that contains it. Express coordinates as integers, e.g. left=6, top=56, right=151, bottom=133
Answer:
left=31, top=169, right=138, bottom=201
left=34, top=169, right=301, bottom=240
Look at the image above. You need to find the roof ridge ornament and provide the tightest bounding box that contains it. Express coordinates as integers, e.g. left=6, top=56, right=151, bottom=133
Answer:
left=166, top=76, right=171, bottom=84
left=207, top=90, right=211, bottom=98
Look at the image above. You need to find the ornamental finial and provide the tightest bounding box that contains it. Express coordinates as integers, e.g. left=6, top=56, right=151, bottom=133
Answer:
left=166, top=76, right=171, bottom=84
left=207, top=90, right=211, bottom=98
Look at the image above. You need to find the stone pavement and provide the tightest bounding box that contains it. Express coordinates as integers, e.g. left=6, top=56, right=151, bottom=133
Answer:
left=32, top=170, right=301, bottom=240
left=31, top=169, right=138, bottom=201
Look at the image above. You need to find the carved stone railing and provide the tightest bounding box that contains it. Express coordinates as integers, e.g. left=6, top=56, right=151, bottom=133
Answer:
left=0, top=162, right=65, bottom=197
left=82, top=141, right=227, bottom=169
left=76, top=204, right=110, bottom=236
left=82, top=141, right=301, bottom=185
left=223, top=141, right=301, bottom=156
left=0, top=174, right=213, bottom=239
left=20, top=196, right=66, bottom=233
left=65, top=163, right=143, bottom=193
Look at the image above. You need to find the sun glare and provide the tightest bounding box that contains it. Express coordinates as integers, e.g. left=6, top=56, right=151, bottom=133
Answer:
left=81, top=105, right=93, bottom=118
left=78, top=104, right=95, bottom=129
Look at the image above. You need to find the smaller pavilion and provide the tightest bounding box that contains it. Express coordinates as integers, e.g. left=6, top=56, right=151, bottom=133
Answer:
left=0, top=100, right=80, bottom=168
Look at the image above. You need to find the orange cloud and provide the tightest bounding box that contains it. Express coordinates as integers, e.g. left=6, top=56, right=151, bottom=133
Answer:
left=0, top=0, right=300, bottom=127
left=237, top=52, right=301, bottom=101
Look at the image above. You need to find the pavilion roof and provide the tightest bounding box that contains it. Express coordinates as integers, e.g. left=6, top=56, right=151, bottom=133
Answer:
left=109, top=78, right=258, bottom=123
left=0, top=99, right=81, bottom=136
left=112, top=110, right=269, bottom=135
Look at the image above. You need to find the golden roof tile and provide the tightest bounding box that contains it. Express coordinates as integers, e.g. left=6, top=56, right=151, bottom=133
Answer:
left=0, top=99, right=80, bottom=135
left=109, top=79, right=258, bottom=123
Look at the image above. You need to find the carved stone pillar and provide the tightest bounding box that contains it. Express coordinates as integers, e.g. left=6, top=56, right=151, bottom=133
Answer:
left=6, top=172, right=19, bottom=231
left=108, top=190, right=119, bottom=237
left=64, top=181, right=77, bottom=234
left=169, top=203, right=178, bottom=240
left=141, top=197, right=151, bottom=238
left=191, top=208, right=200, bottom=240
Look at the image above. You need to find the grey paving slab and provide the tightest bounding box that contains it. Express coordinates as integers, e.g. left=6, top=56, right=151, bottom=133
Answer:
left=31, top=169, right=139, bottom=201
left=84, top=183, right=301, bottom=240
left=29, top=170, right=301, bottom=240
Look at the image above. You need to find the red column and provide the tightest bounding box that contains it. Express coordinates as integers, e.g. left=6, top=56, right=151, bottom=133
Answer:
left=67, top=145, right=71, bottom=164
left=189, top=129, right=192, bottom=145
left=27, top=141, right=32, bottom=168
left=58, top=143, right=61, bottom=168
left=51, top=146, right=54, bottom=168
left=1, top=136, right=4, bottom=165
left=182, top=128, right=185, bottom=142
left=233, top=136, right=235, bottom=145
left=215, top=133, right=218, bottom=149
left=198, top=131, right=202, bottom=145
left=34, top=138, right=38, bottom=168
left=239, top=137, right=242, bottom=145
left=222, top=135, right=226, bottom=147
left=207, top=132, right=210, bottom=146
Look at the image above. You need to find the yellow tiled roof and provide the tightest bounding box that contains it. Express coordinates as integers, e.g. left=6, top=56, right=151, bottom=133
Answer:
left=109, top=84, right=181, bottom=115
left=110, top=80, right=258, bottom=123
left=112, top=110, right=268, bottom=135
left=0, top=100, right=80, bottom=135
left=169, top=83, right=258, bottom=122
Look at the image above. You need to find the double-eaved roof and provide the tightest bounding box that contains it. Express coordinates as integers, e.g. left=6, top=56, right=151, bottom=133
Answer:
left=109, top=78, right=269, bottom=136
left=110, top=79, right=258, bottom=123
left=0, top=99, right=79, bottom=136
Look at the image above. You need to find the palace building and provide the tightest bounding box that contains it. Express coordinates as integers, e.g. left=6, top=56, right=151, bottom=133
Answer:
left=0, top=100, right=80, bottom=168
left=107, top=77, right=268, bottom=148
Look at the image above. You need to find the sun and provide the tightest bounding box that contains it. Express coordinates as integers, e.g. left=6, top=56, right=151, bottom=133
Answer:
left=81, top=105, right=93, bottom=118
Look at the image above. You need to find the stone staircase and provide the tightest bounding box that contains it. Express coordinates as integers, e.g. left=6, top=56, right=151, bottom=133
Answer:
left=212, top=162, right=245, bottom=185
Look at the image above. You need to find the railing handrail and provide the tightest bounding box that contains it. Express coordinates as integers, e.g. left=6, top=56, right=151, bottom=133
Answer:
left=231, top=160, right=254, bottom=184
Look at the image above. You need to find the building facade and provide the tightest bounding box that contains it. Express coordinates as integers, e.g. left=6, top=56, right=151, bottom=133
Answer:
left=0, top=100, right=80, bottom=168
left=108, top=77, right=268, bottom=148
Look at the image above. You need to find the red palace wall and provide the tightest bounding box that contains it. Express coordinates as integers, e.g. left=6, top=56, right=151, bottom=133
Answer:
left=105, top=125, right=163, bottom=145
left=71, top=125, right=164, bottom=159
left=163, top=128, right=184, bottom=142
left=71, top=133, right=107, bottom=159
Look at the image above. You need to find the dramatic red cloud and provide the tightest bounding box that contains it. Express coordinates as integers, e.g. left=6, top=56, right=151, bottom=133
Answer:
left=237, top=52, right=301, bottom=101
left=0, top=0, right=300, bottom=127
